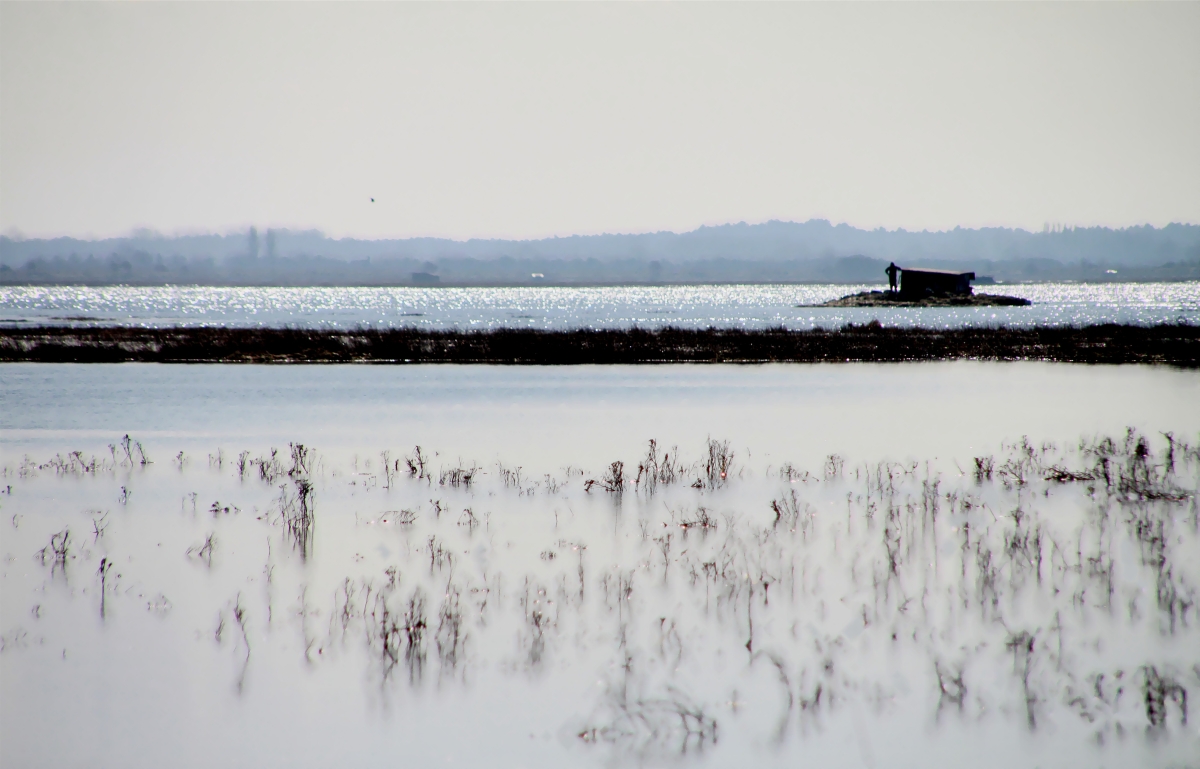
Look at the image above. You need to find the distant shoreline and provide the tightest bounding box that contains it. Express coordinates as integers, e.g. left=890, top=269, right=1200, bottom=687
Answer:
left=4, top=220, right=1198, bottom=286
left=2, top=324, right=1197, bottom=367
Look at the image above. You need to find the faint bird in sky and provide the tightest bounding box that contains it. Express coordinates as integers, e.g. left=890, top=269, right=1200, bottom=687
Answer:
left=370, top=198, right=375, bottom=203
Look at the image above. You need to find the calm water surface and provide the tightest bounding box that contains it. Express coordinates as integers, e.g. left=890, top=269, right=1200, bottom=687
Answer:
left=2, top=282, right=1197, bottom=330
left=2, top=363, right=1198, bottom=768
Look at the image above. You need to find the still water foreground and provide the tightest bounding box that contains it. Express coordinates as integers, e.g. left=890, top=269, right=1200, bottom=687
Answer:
left=3, top=431, right=1197, bottom=768
left=1, top=363, right=1198, bottom=768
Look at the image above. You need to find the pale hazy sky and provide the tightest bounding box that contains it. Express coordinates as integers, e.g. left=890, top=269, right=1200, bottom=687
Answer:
left=2, top=2, right=1198, bottom=240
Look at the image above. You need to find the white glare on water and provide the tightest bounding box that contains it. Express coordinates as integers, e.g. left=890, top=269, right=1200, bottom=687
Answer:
left=1, top=282, right=1198, bottom=330
left=1, top=363, right=1198, bottom=768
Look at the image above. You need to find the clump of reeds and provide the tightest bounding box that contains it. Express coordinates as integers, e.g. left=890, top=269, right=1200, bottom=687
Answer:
left=973, top=455, right=995, bottom=483
left=403, top=591, right=428, bottom=681
left=380, top=450, right=396, bottom=488
left=1117, top=432, right=1190, bottom=501
left=1141, top=666, right=1188, bottom=729
left=37, top=528, right=71, bottom=573
left=520, top=579, right=552, bottom=666
left=364, top=588, right=406, bottom=679
left=32, top=450, right=113, bottom=477
left=578, top=689, right=718, bottom=757
left=600, top=460, right=628, bottom=491
left=252, top=449, right=286, bottom=484
left=675, top=506, right=718, bottom=532
left=778, top=462, right=811, bottom=483
left=457, top=508, right=479, bottom=531
left=275, top=476, right=314, bottom=558
left=288, top=443, right=312, bottom=477
left=90, top=510, right=109, bottom=542
left=588, top=461, right=627, bottom=496
left=404, top=446, right=430, bottom=481
left=439, top=462, right=478, bottom=489
left=704, top=439, right=735, bottom=489
left=435, top=588, right=465, bottom=669
left=934, top=661, right=967, bottom=714
left=426, top=536, right=453, bottom=574
left=496, top=462, right=523, bottom=490
left=375, top=509, right=417, bottom=525
left=115, top=434, right=151, bottom=467
left=187, top=533, right=216, bottom=567
left=209, top=501, right=239, bottom=516
left=770, top=489, right=813, bottom=537
left=635, top=440, right=686, bottom=495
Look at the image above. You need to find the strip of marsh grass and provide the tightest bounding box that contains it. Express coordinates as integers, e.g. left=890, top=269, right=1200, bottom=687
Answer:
left=1, top=323, right=1198, bottom=366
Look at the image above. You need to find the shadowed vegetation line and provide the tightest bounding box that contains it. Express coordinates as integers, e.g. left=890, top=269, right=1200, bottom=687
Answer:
left=1, top=323, right=1198, bottom=366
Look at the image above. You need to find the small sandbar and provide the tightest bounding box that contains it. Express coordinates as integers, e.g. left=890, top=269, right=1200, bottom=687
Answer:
left=809, top=290, right=1032, bottom=307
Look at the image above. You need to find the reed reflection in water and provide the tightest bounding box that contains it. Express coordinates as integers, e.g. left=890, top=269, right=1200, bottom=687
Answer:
left=2, top=429, right=1197, bottom=767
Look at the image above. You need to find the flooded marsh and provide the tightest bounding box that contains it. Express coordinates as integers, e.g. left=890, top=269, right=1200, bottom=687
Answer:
left=2, top=363, right=1199, bottom=768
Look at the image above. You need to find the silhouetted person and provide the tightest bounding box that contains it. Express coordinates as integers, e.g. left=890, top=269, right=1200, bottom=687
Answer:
left=885, top=262, right=900, bottom=292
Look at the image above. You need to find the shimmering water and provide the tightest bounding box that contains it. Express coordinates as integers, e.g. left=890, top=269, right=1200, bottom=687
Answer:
left=2, top=282, right=1197, bottom=330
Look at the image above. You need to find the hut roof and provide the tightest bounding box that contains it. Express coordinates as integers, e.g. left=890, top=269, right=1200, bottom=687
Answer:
left=900, top=267, right=976, bottom=277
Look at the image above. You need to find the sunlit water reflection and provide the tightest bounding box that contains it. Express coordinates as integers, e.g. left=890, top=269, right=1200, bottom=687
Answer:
left=2, top=363, right=1198, bottom=768
left=2, top=282, right=1197, bottom=330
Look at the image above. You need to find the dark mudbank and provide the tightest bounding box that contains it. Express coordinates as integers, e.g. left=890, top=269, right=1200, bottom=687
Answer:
left=814, top=290, right=1031, bottom=308
left=1, top=324, right=1196, bottom=366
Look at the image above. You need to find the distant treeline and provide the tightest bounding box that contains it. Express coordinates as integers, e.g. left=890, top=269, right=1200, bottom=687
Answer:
left=2, top=220, right=1198, bottom=286
left=4, top=324, right=1197, bottom=367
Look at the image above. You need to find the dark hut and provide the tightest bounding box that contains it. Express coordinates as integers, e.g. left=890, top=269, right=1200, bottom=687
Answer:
left=900, top=268, right=975, bottom=298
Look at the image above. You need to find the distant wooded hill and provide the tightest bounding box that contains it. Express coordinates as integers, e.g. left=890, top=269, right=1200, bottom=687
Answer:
left=3, top=220, right=1197, bottom=285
